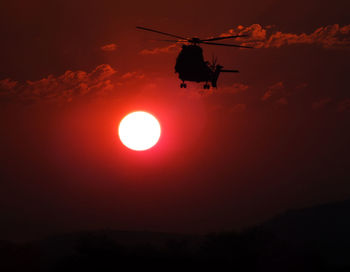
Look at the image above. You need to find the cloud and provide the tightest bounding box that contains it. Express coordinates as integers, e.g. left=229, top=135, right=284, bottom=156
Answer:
left=100, top=43, right=117, bottom=52
left=262, top=81, right=285, bottom=101
left=121, top=71, right=145, bottom=80
left=312, top=97, right=332, bottom=110
left=195, top=83, right=248, bottom=98
left=0, top=64, right=116, bottom=103
left=139, top=44, right=178, bottom=55
left=337, top=99, right=350, bottom=112
left=262, top=82, right=293, bottom=106
left=221, top=83, right=249, bottom=94
left=230, top=103, right=247, bottom=113
left=295, top=83, right=308, bottom=91
left=276, top=97, right=288, bottom=105
left=0, top=78, right=18, bottom=97
left=224, top=24, right=350, bottom=49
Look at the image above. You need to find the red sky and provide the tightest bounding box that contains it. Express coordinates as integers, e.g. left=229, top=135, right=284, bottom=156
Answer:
left=1, top=0, right=350, bottom=241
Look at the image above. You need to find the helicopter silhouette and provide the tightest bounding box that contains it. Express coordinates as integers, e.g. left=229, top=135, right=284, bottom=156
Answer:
left=137, top=26, right=252, bottom=89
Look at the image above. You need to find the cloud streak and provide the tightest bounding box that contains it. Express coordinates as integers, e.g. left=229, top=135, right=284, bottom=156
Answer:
left=100, top=43, right=118, bottom=52
left=139, top=44, right=179, bottom=55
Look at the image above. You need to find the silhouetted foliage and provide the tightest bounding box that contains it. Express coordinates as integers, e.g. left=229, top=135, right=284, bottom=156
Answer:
left=1, top=207, right=350, bottom=272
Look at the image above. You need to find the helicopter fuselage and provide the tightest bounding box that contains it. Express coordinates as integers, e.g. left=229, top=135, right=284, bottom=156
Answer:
left=175, top=45, right=237, bottom=89
left=175, top=45, right=211, bottom=85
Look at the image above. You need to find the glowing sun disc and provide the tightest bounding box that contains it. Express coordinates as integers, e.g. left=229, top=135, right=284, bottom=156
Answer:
left=118, top=111, right=161, bottom=151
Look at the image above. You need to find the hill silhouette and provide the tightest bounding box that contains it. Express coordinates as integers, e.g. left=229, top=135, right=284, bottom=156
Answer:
left=261, top=198, right=350, bottom=267
left=1, top=199, right=350, bottom=271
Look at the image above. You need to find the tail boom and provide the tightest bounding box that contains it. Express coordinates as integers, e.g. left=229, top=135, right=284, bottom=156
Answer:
left=211, top=66, right=239, bottom=88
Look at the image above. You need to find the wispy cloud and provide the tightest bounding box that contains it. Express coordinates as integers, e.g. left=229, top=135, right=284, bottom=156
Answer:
left=121, top=71, right=145, bottom=80
left=100, top=43, right=117, bottom=52
left=262, top=81, right=285, bottom=101
left=220, top=83, right=249, bottom=94
left=139, top=44, right=178, bottom=55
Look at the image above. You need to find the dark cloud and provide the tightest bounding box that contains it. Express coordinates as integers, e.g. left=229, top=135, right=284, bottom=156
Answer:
left=312, top=97, right=332, bottom=110
left=261, top=81, right=285, bottom=101
left=337, top=99, right=350, bottom=112
left=295, top=83, right=308, bottom=91
left=261, top=81, right=309, bottom=106
left=0, top=64, right=116, bottom=103
left=276, top=97, right=288, bottom=105
left=220, top=83, right=249, bottom=94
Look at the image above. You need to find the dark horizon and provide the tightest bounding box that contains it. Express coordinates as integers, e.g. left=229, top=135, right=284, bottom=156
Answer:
left=2, top=199, right=350, bottom=271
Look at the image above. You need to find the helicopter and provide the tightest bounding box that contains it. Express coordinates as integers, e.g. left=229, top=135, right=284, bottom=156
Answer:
left=136, top=26, right=252, bottom=89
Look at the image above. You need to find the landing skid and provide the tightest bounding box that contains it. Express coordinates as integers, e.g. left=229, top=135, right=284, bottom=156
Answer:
left=179, top=82, right=211, bottom=89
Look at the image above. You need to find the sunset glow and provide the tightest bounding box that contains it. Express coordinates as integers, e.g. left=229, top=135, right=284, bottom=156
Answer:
left=118, top=111, right=161, bottom=151
left=2, top=1, right=350, bottom=265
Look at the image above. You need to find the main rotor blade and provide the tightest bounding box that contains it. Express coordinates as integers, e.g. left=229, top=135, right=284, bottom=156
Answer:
left=151, top=39, right=185, bottom=43
left=201, top=41, right=253, bottom=48
left=136, top=26, right=187, bottom=40
left=201, top=35, right=248, bottom=42
left=221, top=69, right=239, bottom=73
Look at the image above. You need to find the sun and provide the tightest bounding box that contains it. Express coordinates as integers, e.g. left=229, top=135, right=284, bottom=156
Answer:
left=118, top=111, right=161, bottom=151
